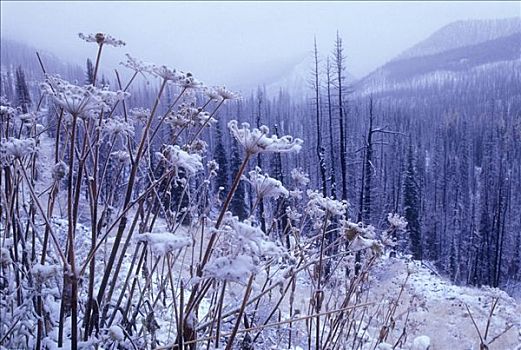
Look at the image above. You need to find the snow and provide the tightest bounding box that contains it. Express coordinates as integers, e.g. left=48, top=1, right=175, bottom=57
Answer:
left=138, top=232, right=192, bottom=255
left=412, top=335, right=431, bottom=350
left=31, top=263, right=61, bottom=282
left=204, top=254, right=257, bottom=283
left=107, top=325, right=125, bottom=341
left=368, top=257, right=521, bottom=349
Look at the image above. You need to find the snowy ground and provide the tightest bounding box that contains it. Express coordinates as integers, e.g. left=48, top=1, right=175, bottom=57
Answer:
left=367, top=256, right=521, bottom=350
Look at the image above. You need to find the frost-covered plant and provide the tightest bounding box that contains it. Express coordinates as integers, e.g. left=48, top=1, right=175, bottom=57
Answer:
left=156, top=144, right=203, bottom=175
left=102, top=115, right=134, bottom=139
left=138, top=232, right=191, bottom=255
left=0, top=137, right=37, bottom=160
left=243, top=166, right=289, bottom=201
left=41, top=75, right=129, bottom=117
left=387, top=213, right=408, bottom=231
left=215, top=86, right=240, bottom=101
left=305, top=190, right=347, bottom=227
left=129, top=107, right=150, bottom=123
left=51, top=161, right=69, bottom=181
left=78, top=32, right=126, bottom=47
left=228, top=120, right=303, bottom=155
left=110, top=150, right=131, bottom=164
left=204, top=215, right=283, bottom=282
left=291, top=167, right=310, bottom=187
left=152, top=65, right=186, bottom=82
left=204, top=254, right=257, bottom=283
left=120, top=53, right=154, bottom=74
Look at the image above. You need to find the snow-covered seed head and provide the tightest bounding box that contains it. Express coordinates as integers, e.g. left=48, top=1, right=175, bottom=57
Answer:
left=291, top=168, right=310, bottom=187
left=216, top=86, right=240, bottom=101
left=43, top=75, right=129, bottom=117
left=52, top=161, right=69, bottom=181
left=387, top=213, right=408, bottom=231
left=102, top=116, right=134, bottom=139
left=156, top=145, right=203, bottom=175
left=207, top=160, right=219, bottom=176
left=0, top=105, right=17, bottom=120
left=120, top=53, right=153, bottom=74
left=204, top=87, right=222, bottom=101
left=107, top=325, right=125, bottom=342
left=78, top=32, right=126, bottom=47
left=138, top=232, right=191, bottom=256
left=228, top=120, right=303, bottom=155
left=1, top=137, right=37, bottom=160
left=110, top=150, right=131, bottom=164
left=129, top=107, right=150, bottom=123
left=306, top=190, right=347, bottom=220
left=243, top=167, right=289, bottom=200
left=152, top=65, right=185, bottom=82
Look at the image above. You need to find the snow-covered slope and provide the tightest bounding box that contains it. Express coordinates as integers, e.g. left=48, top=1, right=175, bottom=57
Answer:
left=368, top=257, right=521, bottom=350
left=355, top=17, right=521, bottom=96
left=395, top=17, right=521, bottom=61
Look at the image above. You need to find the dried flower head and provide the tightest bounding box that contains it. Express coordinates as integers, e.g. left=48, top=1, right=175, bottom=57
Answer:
left=1, top=137, right=37, bottom=160
left=102, top=116, right=134, bottom=139
left=129, top=107, right=150, bottom=123
left=204, top=87, right=222, bottom=101
left=42, top=75, right=129, bottom=117
left=52, top=161, right=69, bottom=181
left=243, top=167, right=289, bottom=200
left=152, top=65, right=185, bottom=82
left=228, top=120, right=303, bottom=155
left=138, top=232, right=191, bottom=256
left=306, top=190, right=347, bottom=222
left=215, top=86, right=240, bottom=101
left=78, top=32, right=126, bottom=47
left=179, top=72, right=203, bottom=89
left=110, top=150, right=131, bottom=164
left=387, top=213, right=408, bottom=231
left=120, top=54, right=153, bottom=74
left=291, top=168, right=310, bottom=187
left=156, top=145, right=203, bottom=175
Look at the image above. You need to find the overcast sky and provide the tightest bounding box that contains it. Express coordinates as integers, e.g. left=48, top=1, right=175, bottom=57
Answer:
left=1, top=1, right=519, bottom=88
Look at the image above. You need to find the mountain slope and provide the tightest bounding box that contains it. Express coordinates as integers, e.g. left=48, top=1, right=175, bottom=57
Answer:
left=396, top=17, right=521, bottom=60
left=356, top=18, right=521, bottom=95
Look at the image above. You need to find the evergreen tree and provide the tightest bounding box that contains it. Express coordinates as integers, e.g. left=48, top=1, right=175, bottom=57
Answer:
left=85, top=59, right=95, bottom=85
left=230, top=138, right=248, bottom=220
left=403, top=139, right=422, bottom=260
left=213, top=121, right=229, bottom=199
left=15, top=66, right=31, bottom=113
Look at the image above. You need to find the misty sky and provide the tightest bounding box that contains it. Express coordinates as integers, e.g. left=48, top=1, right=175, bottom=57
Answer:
left=1, top=1, right=519, bottom=88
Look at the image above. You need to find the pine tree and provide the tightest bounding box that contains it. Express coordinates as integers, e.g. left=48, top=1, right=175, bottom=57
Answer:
left=230, top=138, right=248, bottom=220
left=213, top=121, right=229, bottom=199
left=15, top=66, right=31, bottom=113
left=85, top=59, right=95, bottom=85
left=403, top=139, right=422, bottom=260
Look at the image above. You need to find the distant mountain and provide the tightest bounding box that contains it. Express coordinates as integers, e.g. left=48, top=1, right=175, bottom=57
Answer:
left=0, top=38, right=84, bottom=81
left=356, top=17, right=521, bottom=95
left=395, top=17, right=521, bottom=60
left=261, top=53, right=356, bottom=99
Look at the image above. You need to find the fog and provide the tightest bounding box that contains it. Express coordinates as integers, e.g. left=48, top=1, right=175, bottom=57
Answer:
left=1, top=1, right=519, bottom=88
